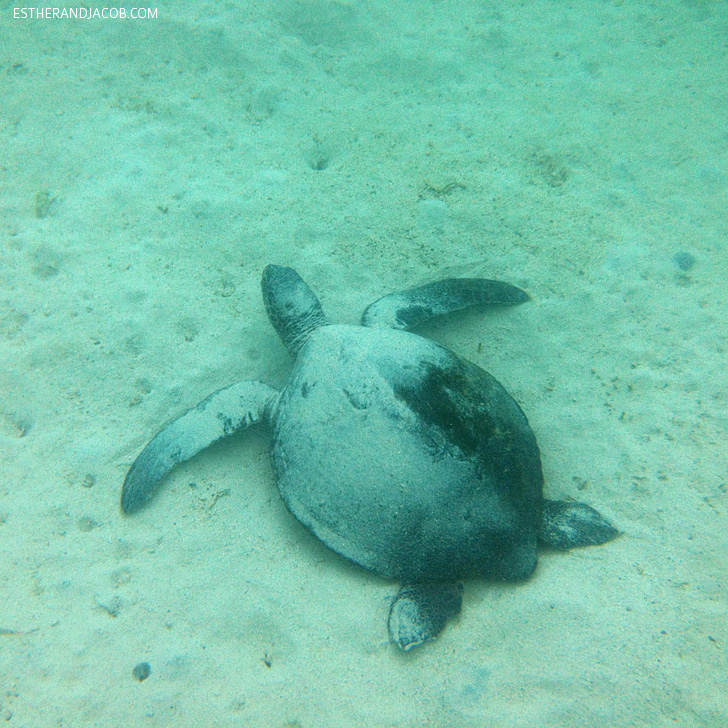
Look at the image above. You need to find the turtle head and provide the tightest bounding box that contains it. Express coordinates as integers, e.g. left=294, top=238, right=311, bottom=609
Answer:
left=262, top=265, right=327, bottom=358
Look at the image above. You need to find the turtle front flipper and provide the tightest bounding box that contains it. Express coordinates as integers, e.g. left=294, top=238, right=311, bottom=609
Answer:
left=538, top=499, right=619, bottom=549
left=122, top=380, right=278, bottom=514
left=387, top=582, right=463, bottom=650
left=361, top=278, right=530, bottom=330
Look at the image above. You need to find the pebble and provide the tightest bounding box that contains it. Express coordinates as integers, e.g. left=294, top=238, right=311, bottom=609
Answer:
left=132, top=662, right=152, bottom=682
left=672, top=251, right=696, bottom=271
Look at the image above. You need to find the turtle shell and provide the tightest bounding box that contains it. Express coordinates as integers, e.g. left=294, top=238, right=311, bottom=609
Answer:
left=270, top=324, right=544, bottom=583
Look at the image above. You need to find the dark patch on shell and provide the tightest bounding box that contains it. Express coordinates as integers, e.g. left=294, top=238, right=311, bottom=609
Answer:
left=390, top=360, right=495, bottom=458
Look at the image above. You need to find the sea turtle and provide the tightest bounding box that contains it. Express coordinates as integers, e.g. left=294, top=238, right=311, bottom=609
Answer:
left=122, top=265, right=618, bottom=650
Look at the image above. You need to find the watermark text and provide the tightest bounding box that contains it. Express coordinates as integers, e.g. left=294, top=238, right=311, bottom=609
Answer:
left=14, top=7, right=157, bottom=19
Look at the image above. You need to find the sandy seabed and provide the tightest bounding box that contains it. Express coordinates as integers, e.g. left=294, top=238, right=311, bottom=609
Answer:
left=1, top=1, right=727, bottom=726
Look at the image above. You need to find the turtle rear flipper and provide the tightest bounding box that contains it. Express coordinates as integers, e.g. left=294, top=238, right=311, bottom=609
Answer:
left=538, top=499, right=619, bottom=549
left=361, top=278, right=530, bottom=331
left=122, top=380, right=278, bottom=514
left=387, top=582, right=463, bottom=650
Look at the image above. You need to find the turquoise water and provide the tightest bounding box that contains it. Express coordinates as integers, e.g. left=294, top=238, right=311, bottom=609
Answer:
left=1, top=1, right=726, bottom=726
